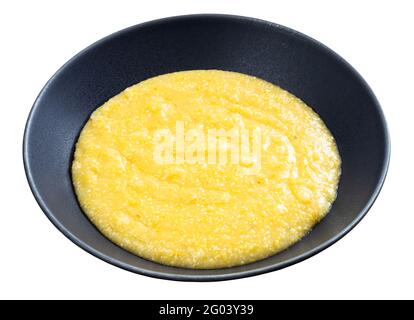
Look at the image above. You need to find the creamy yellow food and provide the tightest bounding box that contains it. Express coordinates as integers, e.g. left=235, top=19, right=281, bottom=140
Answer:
left=72, top=70, right=341, bottom=269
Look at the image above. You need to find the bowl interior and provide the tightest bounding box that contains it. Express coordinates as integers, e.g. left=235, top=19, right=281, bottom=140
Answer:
left=24, top=15, right=389, bottom=280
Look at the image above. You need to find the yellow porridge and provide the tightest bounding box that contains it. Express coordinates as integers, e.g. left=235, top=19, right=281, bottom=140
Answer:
left=72, top=70, right=341, bottom=269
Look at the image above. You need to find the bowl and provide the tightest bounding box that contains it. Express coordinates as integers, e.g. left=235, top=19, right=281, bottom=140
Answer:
left=23, top=14, right=390, bottom=281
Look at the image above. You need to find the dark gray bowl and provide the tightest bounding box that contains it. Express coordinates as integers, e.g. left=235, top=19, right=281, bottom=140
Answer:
left=23, top=14, right=390, bottom=281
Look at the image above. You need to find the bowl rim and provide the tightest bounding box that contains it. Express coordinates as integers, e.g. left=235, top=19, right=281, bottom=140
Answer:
left=23, top=13, right=391, bottom=282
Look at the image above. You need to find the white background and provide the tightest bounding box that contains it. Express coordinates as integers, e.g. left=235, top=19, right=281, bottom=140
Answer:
left=1, top=0, right=413, bottom=300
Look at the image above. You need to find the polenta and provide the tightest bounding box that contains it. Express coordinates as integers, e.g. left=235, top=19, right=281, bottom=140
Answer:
left=72, top=70, right=341, bottom=269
